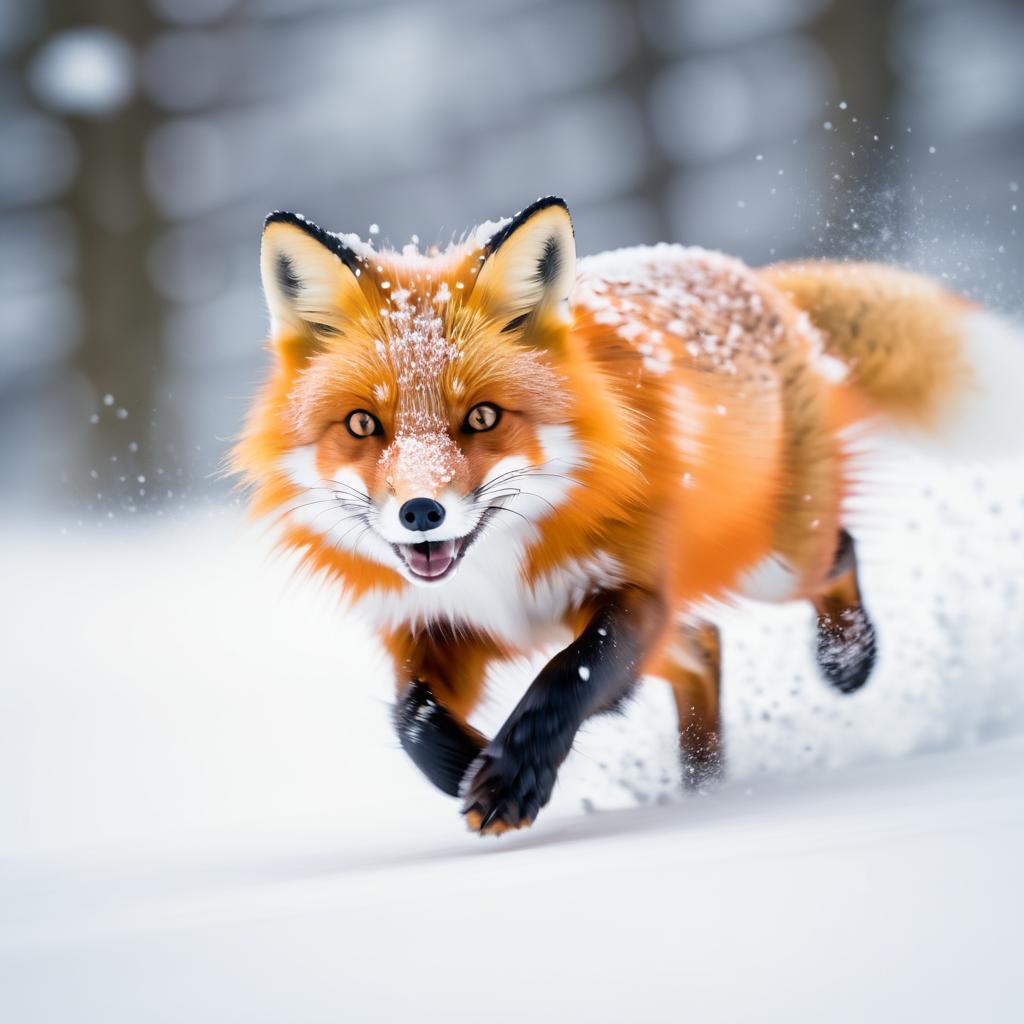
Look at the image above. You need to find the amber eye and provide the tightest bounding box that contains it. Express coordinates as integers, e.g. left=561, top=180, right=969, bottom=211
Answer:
left=345, top=409, right=382, bottom=438
left=464, top=403, right=501, bottom=433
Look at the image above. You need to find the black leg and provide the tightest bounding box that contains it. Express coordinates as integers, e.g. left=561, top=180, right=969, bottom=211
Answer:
left=394, top=682, right=486, bottom=797
left=461, top=588, right=667, bottom=834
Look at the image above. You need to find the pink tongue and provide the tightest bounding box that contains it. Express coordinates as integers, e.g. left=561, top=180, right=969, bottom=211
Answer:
left=404, top=538, right=458, bottom=578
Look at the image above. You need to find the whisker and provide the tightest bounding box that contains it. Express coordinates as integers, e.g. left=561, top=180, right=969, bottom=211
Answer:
left=280, top=500, right=375, bottom=535
left=327, top=478, right=372, bottom=502
left=475, top=457, right=564, bottom=491
left=326, top=518, right=355, bottom=561
left=476, top=484, right=559, bottom=517
left=513, top=488, right=559, bottom=515
left=303, top=500, right=375, bottom=531
left=350, top=522, right=376, bottom=561
left=280, top=496, right=347, bottom=517
left=520, top=471, right=598, bottom=493
left=296, top=481, right=373, bottom=507
left=477, top=504, right=534, bottom=528
left=476, top=466, right=594, bottom=500
left=474, top=487, right=521, bottom=504
left=329, top=513, right=373, bottom=555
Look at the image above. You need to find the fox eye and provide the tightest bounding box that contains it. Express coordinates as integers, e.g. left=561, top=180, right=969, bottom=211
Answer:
left=345, top=409, right=382, bottom=438
left=464, top=402, right=501, bottom=433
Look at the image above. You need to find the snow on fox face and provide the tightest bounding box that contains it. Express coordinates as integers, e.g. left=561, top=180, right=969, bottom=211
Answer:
left=252, top=203, right=581, bottom=586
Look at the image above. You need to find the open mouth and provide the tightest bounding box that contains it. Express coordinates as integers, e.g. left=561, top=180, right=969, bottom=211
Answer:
left=391, top=512, right=493, bottom=583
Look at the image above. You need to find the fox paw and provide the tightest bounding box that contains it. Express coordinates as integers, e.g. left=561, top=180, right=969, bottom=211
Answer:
left=816, top=606, right=877, bottom=695
left=460, top=739, right=558, bottom=836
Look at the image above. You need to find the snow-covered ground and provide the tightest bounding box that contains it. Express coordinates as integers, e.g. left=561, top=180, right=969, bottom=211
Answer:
left=1, top=443, right=1023, bottom=1023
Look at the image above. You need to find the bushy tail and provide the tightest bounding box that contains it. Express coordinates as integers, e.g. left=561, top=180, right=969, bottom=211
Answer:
left=762, top=260, right=1024, bottom=457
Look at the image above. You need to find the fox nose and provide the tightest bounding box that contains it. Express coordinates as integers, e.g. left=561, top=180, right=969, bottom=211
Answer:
left=399, top=497, right=446, bottom=532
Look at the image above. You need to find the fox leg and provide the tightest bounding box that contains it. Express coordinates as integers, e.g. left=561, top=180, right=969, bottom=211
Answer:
left=393, top=682, right=487, bottom=796
left=650, top=618, right=723, bottom=788
left=386, top=631, right=494, bottom=797
left=768, top=364, right=876, bottom=691
left=811, top=528, right=877, bottom=694
left=461, top=587, right=668, bottom=836
left=767, top=356, right=845, bottom=598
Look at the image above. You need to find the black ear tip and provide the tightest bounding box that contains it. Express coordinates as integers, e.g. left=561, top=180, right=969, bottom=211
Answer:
left=264, top=209, right=291, bottom=227
left=537, top=195, right=569, bottom=211
left=263, top=210, right=309, bottom=232
left=261, top=210, right=361, bottom=273
left=524, top=196, right=571, bottom=223
left=485, top=196, right=574, bottom=255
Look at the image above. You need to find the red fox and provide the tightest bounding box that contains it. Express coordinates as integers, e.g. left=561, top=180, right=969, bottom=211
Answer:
left=235, top=197, right=1022, bottom=835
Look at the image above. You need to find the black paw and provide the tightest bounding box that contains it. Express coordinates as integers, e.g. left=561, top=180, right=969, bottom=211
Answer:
left=815, top=606, right=877, bottom=695
left=460, top=728, right=559, bottom=835
left=680, top=743, right=724, bottom=791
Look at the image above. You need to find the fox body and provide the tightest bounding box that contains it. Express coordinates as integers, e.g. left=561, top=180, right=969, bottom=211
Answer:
left=236, top=197, right=1014, bottom=834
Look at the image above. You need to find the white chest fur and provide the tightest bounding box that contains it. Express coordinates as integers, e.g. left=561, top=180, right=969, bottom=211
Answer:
left=354, top=547, right=623, bottom=650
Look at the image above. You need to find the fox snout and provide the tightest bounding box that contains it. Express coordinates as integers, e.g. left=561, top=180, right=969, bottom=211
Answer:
left=388, top=491, right=487, bottom=584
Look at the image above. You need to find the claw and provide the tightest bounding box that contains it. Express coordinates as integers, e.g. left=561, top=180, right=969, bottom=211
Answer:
left=458, top=737, right=552, bottom=836
left=478, top=804, right=501, bottom=831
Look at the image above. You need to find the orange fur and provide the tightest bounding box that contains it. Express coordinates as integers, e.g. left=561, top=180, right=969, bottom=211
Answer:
left=761, top=260, right=972, bottom=431
left=234, top=204, right=973, bottom=728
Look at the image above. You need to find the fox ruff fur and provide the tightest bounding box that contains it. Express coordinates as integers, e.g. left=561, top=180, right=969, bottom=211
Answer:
left=235, top=196, right=1019, bottom=835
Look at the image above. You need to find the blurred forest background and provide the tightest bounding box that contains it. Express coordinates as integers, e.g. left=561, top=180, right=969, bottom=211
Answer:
left=0, top=0, right=1021, bottom=519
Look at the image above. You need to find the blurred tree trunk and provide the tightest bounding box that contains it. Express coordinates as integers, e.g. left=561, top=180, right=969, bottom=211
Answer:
left=614, top=0, right=675, bottom=242
left=51, top=0, right=170, bottom=506
left=809, top=0, right=902, bottom=258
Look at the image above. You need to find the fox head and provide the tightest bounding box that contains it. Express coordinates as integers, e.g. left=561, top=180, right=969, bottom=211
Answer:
left=237, top=198, right=595, bottom=589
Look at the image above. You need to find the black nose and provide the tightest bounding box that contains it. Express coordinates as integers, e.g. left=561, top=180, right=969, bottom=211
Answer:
left=399, top=497, right=446, bottom=532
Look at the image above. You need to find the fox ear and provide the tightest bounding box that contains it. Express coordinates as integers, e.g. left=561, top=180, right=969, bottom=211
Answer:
left=472, top=197, right=576, bottom=336
left=260, top=211, right=367, bottom=338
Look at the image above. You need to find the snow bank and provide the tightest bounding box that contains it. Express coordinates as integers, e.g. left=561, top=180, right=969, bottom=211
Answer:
left=0, top=444, right=1022, bottom=1022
